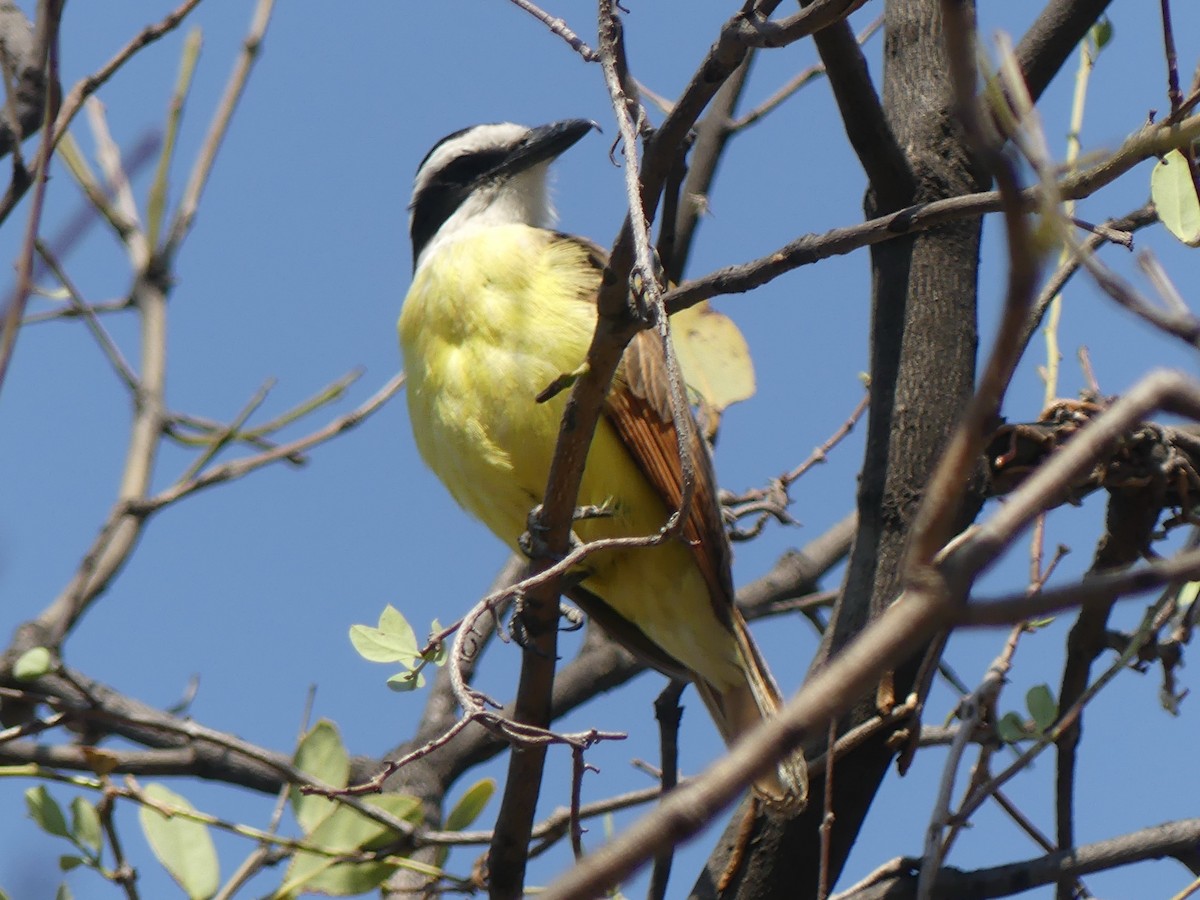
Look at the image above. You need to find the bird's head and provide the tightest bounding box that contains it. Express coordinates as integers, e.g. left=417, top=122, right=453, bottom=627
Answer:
left=408, top=119, right=597, bottom=271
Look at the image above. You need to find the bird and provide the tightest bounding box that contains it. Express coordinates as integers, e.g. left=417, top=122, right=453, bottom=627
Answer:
left=398, top=118, right=806, bottom=810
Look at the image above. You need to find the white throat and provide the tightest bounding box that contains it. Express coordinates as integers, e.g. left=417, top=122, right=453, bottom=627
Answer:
left=414, top=162, right=556, bottom=273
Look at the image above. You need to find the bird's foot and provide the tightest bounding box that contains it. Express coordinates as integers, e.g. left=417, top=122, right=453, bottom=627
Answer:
left=510, top=600, right=584, bottom=654
left=573, top=500, right=615, bottom=522
left=519, top=504, right=602, bottom=561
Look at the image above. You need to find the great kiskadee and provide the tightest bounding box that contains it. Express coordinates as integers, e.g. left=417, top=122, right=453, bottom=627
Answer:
left=399, top=119, right=806, bottom=809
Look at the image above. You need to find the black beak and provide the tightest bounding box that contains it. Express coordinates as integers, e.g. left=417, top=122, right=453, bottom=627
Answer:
left=492, top=118, right=598, bottom=180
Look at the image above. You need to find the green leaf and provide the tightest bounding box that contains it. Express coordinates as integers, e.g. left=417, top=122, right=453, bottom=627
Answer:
left=26, top=786, right=71, bottom=838
left=386, top=670, right=426, bottom=692
left=70, top=797, right=102, bottom=855
left=435, top=777, right=495, bottom=868
left=670, top=301, right=756, bottom=440
left=280, top=793, right=423, bottom=896
left=444, top=778, right=494, bottom=832
left=1090, top=16, right=1113, bottom=50
left=291, top=720, right=350, bottom=832
left=138, top=783, right=220, bottom=900
left=58, top=855, right=86, bottom=872
left=14, top=647, right=53, bottom=680
left=1026, top=684, right=1058, bottom=733
left=349, top=605, right=420, bottom=664
left=54, top=884, right=73, bottom=900
left=1152, top=149, right=1200, bottom=246
left=428, top=620, right=448, bottom=666
left=996, top=711, right=1028, bottom=744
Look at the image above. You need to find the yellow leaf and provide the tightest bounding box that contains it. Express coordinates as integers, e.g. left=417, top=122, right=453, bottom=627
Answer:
left=670, top=302, right=755, bottom=440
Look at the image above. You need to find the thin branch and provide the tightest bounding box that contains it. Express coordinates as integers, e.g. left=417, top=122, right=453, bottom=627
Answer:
left=809, top=7, right=912, bottom=211
left=421, top=783, right=664, bottom=850
left=649, top=680, right=685, bottom=900
left=441, top=515, right=854, bottom=784
left=0, top=0, right=205, bottom=231
left=504, top=0, right=597, bottom=61
left=723, top=392, right=868, bottom=540
left=34, top=240, right=138, bottom=392
left=165, top=409, right=306, bottom=464
left=1160, top=0, right=1183, bottom=116
left=22, top=295, right=131, bottom=323
left=177, top=379, right=275, bottom=482
left=1015, top=0, right=1113, bottom=104
left=917, top=624, right=1023, bottom=899
left=0, top=0, right=58, bottom=397
left=661, top=54, right=751, bottom=283
left=1018, top=204, right=1157, bottom=355
left=97, top=790, right=140, bottom=900
left=833, top=818, right=1200, bottom=900
left=164, top=0, right=276, bottom=258
left=816, top=718, right=837, bottom=900
left=133, top=372, right=404, bottom=512
left=22, top=372, right=404, bottom=650
left=731, top=15, right=883, bottom=132
left=662, top=110, right=1200, bottom=314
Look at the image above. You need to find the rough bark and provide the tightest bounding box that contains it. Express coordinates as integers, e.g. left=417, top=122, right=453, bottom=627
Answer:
left=693, top=0, right=1122, bottom=894
left=693, top=1, right=986, bottom=895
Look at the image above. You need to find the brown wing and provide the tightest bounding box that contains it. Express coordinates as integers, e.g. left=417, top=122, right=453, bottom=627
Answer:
left=546, top=232, right=737, bottom=621
left=608, top=331, right=737, bottom=618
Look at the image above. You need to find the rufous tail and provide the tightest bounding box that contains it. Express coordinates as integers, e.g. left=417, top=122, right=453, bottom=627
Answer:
left=693, top=614, right=808, bottom=814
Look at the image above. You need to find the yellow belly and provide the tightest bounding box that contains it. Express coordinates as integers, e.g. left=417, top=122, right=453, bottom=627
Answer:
left=398, top=224, right=743, bottom=689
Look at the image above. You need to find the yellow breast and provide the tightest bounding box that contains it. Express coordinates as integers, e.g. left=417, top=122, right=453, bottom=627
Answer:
left=398, top=224, right=744, bottom=690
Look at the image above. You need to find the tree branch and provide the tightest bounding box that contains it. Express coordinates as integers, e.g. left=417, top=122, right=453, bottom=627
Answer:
left=832, top=817, right=1200, bottom=899
left=1016, top=0, right=1113, bottom=104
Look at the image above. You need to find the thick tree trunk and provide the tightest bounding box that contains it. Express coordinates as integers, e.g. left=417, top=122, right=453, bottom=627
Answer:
left=693, top=1, right=986, bottom=895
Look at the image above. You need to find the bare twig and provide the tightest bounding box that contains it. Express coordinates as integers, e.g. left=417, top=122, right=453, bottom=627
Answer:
left=732, top=15, right=883, bottom=132
left=917, top=624, right=1023, bottom=899
left=724, top=391, right=868, bottom=539
left=97, top=789, right=140, bottom=900
left=0, top=0, right=58, bottom=396
left=34, top=240, right=138, bottom=392
left=1161, top=0, right=1183, bottom=116
left=649, top=680, right=685, bottom=900
left=662, top=110, right=1200, bottom=315
left=817, top=718, right=837, bottom=900
left=164, top=0, right=276, bottom=258
left=568, top=746, right=590, bottom=860
left=27, top=372, right=404, bottom=649
left=0, top=0, right=204, bottom=233
left=834, top=818, right=1200, bottom=900
left=1020, top=204, right=1157, bottom=355
left=504, top=0, right=597, bottom=61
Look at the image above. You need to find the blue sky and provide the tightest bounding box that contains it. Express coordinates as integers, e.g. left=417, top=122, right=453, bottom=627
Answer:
left=3, top=1, right=1200, bottom=897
